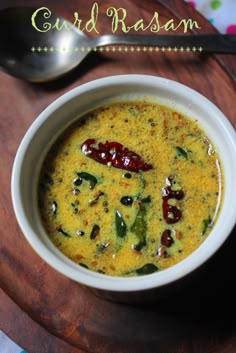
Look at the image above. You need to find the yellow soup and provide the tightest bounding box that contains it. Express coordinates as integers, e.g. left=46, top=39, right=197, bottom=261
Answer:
left=38, top=102, right=223, bottom=277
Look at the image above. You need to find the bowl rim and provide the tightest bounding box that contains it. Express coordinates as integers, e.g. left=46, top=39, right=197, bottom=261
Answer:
left=11, top=74, right=236, bottom=292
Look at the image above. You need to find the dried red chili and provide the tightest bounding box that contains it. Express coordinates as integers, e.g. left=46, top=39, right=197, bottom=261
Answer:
left=161, top=229, right=174, bottom=247
left=162, top=177, right=184, bottom=224
left=81, top=139, right=153, bottom=172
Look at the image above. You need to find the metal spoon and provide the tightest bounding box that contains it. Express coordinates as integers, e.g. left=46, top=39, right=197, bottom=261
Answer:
left=0, top=7, right=235, bottom=82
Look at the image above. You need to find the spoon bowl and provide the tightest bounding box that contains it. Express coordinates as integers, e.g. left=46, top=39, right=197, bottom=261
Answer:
left=0, top=7, right=88, bottom=82
left=0, top=7, right=235, bottom=82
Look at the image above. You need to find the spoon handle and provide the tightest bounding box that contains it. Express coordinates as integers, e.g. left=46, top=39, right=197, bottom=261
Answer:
left=95, top=34, right=236, bottom=54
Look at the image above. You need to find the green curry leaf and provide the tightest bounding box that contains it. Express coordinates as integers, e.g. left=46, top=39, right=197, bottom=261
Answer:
left=115, top=209, right=127, bottom=238
left=136, top=263, right=159, bottom=275
left=130, top=202, right=147, bottom=249
left=77, top=171, right=98, bottom=189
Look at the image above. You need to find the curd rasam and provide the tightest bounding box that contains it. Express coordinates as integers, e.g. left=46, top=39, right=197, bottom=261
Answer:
left=38, top=101, right=223, bottom=276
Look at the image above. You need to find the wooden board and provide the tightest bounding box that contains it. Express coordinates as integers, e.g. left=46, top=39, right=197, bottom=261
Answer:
left=0, top=0, right=236, bottom=352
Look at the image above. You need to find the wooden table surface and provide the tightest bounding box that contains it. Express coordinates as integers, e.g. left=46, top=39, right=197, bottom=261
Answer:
left=0, top=1, right=236, bottom=352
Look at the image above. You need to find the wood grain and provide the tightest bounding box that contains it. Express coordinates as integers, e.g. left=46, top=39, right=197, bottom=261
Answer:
left=0, top=289, right=85, bottom=353
left=0, top=0, right=236, bottom=352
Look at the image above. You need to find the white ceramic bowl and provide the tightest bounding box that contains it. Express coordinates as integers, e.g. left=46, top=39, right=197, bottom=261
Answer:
left=11, top=75, right=236, bottom=301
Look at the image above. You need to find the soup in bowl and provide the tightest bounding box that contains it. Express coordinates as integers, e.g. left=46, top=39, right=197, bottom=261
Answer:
left=11, top=75, right=236, bottom=299
left=38, top=101, right=223, bottom=277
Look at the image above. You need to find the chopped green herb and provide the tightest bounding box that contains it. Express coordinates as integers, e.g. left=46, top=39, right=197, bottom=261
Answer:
left=138, top=172, right=146, bottom=190
left=79, top=263, right=89, bottom=269
left=77, top=172, right=98, bottom=189
left=175, top=146, right=188, bottom=159
left=57, top=227, right=71, bottom=238
left=128, top=107, right=139, bottom=116
left=141, top=195, right=151, bottom=204
left=201, top=215, right=212, bottom=235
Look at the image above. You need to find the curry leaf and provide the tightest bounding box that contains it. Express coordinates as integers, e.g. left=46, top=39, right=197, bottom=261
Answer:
left=130, top=202, right=147, bottom=249
left=115, top=210, right=127, bottom=238
left=77, top=171, right=98, bottom=189
left=136, top=263, right=158, bottom=275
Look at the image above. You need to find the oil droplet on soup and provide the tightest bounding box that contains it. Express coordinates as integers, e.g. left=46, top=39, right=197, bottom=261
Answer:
left=38, top=102, right=223, bottom=277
